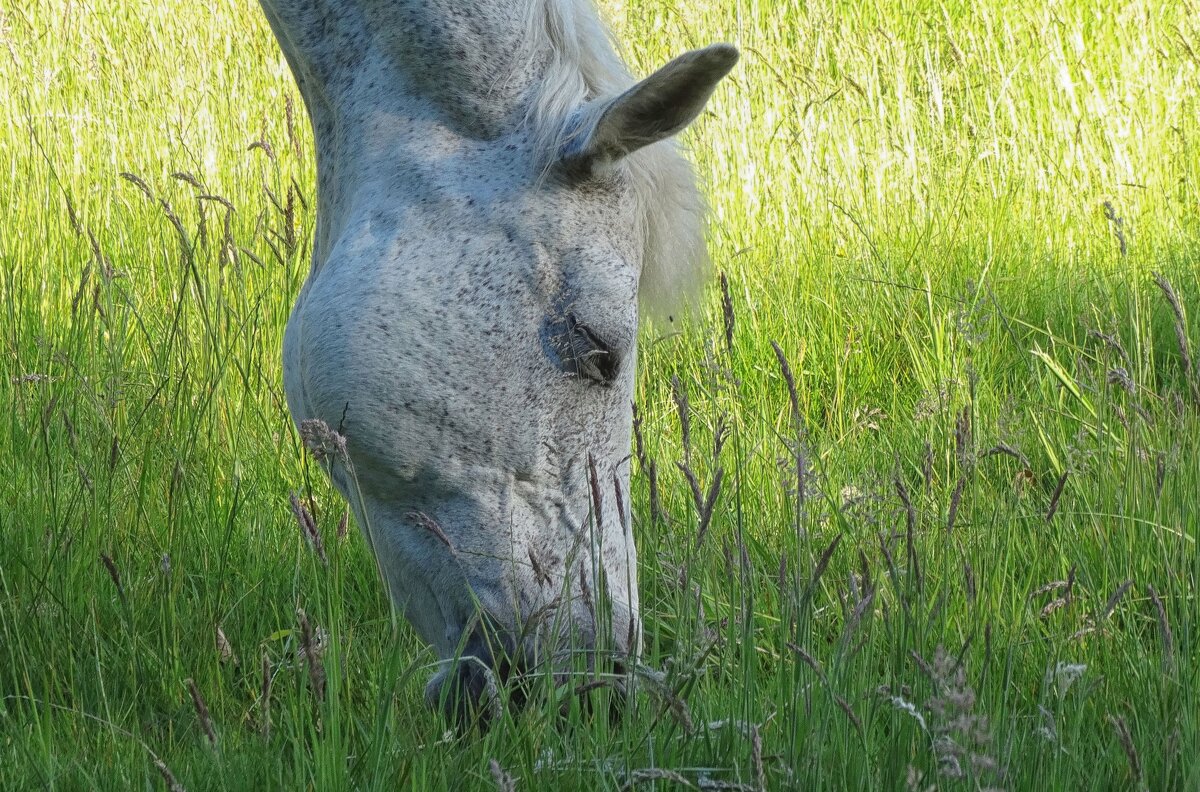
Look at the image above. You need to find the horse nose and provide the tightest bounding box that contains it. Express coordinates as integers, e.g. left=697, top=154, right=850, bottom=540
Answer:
left=424, top=629, right=523, bottom=726
left=424, top=621, right=626, bottom=726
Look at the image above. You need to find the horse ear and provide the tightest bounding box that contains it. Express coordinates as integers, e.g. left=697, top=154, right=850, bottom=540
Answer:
left=561, top=43, right=738, bottom=175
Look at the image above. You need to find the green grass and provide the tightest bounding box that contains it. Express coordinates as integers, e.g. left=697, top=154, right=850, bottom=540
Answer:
left=2, top=0, right=1198, bottom=788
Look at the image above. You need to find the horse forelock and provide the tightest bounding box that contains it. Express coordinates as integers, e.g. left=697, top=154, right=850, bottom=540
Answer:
left=522, top=0, right=711, bottom=322
left=264, top=0, right=710, bottom=320
left=521, top=0, right=628, bottom=159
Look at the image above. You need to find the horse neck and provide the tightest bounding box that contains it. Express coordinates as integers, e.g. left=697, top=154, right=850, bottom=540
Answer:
left=260, top=0, right=625, bottom=140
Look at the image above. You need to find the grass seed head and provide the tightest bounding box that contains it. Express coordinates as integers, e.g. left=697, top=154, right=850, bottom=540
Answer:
left=587, top=453, right=603, bottom=526
left=719, top=270, right=735, bottom=352
left=215, top=625, right=236, bottom=665
left=1153, top=271, right=1199, bottom=405
left=298, top=418, right=348, bottom=463
left=632, top=401, right=648, bottom=471
left=153, top=757, right=187, bottom=792
left=1045, top=471, right=1069, bottom=521
left=835, top=695, right=865, bottom=741
left=119, top=171, right=154, bottom=201
left=489, top=758, right=517, bottom=792
left=1109, top=714, right=1142, bottom=787
left=289, top=492, right=327, bottom=566
left=1102, top=201, right=1127, bottom=256
left=671, top=375, right=691, bottom=458
left=947, top=476, right=965, bottom=533
left=924, top=647, right=1000, bottom=783
left=248, top=138, right=276, bottom=162
left=297, top=609, right=327, bottom=701
left=336, top=507, right=349, bottom=540
left=171, top=170, right=204, bottom=190
left=99, top=553, right=124, bottom=601
left=408, top=511, right=454, bottom=552
left=1146, top=585, right=1174, bottom=671
left=770, top=340, right=801, bottom=431
left=750, top=722, right=765, bottom=790
left=633, top=664, right=694, bottom=734
left=954, top=407, right=972, bottom=469
left=1107, top=367, right=1135, bottom=394
left=1100, top=580, right=1134, bottom=622
left=612, top=471, right=628, bottom=535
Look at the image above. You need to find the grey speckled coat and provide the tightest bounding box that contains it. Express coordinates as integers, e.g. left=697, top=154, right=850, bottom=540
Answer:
left=258, top=0, right=736, bottom=716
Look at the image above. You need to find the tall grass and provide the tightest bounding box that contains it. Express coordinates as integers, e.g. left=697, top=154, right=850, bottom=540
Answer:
left=2, top=0, right=1198, bottom=788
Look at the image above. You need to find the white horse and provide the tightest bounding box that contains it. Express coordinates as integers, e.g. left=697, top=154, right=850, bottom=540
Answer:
left=259, top=0, right=736, bottom=719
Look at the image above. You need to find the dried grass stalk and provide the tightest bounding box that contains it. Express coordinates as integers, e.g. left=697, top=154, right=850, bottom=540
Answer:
left=621, top=768, right=692, bottom=790
left=186, top=678, right=217, bottom=747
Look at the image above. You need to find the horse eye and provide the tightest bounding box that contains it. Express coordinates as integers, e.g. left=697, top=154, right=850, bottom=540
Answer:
left=547, top=313, right=618, bottom=384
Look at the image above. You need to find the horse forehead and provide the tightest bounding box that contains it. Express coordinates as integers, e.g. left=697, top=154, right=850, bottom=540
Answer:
left=358, top=153, right=634, bottom=258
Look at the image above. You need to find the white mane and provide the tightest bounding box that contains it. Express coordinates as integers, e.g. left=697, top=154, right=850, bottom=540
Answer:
left=523, top=0, right=711, bottom=322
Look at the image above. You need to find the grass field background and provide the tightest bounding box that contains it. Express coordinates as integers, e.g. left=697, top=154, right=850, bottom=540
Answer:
left=2, top=0, right=1198, bottom=788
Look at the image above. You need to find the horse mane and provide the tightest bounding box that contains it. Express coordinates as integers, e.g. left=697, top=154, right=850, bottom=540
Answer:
left=523, top=0, right=711, bottom=323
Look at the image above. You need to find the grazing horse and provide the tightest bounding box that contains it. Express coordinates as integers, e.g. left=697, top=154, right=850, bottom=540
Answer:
left=259, top=0, right=737, bottom=718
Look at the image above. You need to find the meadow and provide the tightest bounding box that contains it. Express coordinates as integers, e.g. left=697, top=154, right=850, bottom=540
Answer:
left=2, top=0, right=1198, bottom=788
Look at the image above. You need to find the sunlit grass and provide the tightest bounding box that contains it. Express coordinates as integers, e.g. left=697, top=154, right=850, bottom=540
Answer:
left=2, top=1, right=1198, bottom=789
